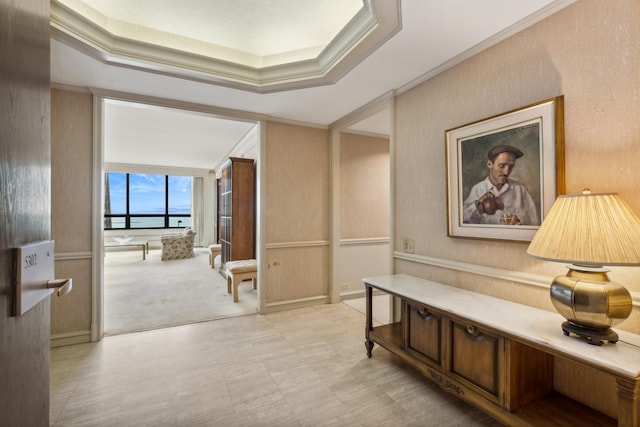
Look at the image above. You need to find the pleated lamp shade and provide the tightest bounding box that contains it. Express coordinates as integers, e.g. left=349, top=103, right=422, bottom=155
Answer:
left=527, top=190, right=640, bottom=344
left=527, top=191, right=640, bottom=266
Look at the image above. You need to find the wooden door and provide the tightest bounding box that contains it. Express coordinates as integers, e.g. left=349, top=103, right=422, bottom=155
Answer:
left=0, top=0, right=52, bottom=424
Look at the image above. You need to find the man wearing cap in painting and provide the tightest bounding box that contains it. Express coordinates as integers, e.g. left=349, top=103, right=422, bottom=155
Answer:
left=463, top=144, right=540, bottom=225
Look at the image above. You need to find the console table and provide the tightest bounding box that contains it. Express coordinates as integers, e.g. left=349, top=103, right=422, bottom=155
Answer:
left=363, top=274, right=640, bottom=427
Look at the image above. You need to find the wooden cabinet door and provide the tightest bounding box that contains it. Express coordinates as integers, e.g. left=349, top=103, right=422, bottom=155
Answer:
left=447, top=320, right=504, bottom=404
left=229, top=158, right=255, bottom=261
left=404, top=301, right=443, bottom=368
left=216, top=178, right=221, bottom=244
left=217, top=157, right=255, bottom=268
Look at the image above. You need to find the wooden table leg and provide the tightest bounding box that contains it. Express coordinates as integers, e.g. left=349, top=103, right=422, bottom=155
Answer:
left=365, top=284, right=374, bottom=358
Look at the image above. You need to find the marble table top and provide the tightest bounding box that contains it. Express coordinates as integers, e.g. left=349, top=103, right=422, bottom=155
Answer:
left=363, top=273, right=640, bottom=379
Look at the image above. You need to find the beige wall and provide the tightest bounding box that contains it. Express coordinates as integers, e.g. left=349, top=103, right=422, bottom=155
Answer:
left=340, top=132, right=389, bottom=239
left=47, top=96, right=335, bottom=337
left=338, top=132, right=391, bottom=294
left=394, top=0, right=640, bottom=333
left=264, top=121, right=330, bottom=307
left=50, top=88, right=94, bottom=342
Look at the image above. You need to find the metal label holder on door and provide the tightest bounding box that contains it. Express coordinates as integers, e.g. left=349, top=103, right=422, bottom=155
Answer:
left=13, top=240, right=72, bottom=316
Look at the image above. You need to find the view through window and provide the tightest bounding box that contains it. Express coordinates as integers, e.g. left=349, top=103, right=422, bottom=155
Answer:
left=104, top=173, right=192, bottom=229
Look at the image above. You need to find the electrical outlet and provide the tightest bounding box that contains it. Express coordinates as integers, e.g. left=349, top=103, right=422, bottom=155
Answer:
left=403, top=238, right=414, bottom=253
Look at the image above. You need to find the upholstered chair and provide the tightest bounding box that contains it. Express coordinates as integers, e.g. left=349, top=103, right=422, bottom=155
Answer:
left=161, top=227, right=196, bottom=260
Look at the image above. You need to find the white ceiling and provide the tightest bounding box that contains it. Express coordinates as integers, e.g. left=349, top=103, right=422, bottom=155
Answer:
left=103, top=100, right=257, bottom=170
left=50, top=0, right=575, bottom=170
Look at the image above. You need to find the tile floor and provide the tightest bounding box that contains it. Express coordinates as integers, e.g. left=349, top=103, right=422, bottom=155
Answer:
left=50, top=302, right=503, bottom=426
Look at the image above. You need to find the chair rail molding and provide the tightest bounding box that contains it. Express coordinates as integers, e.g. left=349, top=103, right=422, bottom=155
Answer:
left=393, top=251, right=640, bottom=307
left=266, top=240, right=330, bottom=249
left=340, top=237, right=389, bottom=246
left=55, top=251, right=93, bottom=261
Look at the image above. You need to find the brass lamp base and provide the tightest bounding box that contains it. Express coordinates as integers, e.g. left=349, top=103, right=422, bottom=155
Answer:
left=561, top=321, right=619, bottom=346
left=550, top=265, right=632, bottom=346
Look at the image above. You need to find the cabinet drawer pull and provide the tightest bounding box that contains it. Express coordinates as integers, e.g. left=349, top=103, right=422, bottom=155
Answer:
left=417, top=306, right=432, bottom=320
left=464, top=324, right=484, bottom=341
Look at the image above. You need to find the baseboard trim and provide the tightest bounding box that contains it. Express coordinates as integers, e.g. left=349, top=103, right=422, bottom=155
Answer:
left=264, top=295, right=330, bottom=313
left=51, top=330, right=91, bottom=348
left=340, top=289, right=386, bottom=300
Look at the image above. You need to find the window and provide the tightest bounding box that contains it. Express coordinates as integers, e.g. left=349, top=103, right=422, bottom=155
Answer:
left=104, top=173, right=192, bottom=229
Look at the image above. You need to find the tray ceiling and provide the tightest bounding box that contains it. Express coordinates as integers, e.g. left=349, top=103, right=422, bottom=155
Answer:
left=51, top=0, right=401, bottom=93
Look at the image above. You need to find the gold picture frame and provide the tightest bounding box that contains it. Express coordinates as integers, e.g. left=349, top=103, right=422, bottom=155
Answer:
left=446, top=96, right=565, bottom=241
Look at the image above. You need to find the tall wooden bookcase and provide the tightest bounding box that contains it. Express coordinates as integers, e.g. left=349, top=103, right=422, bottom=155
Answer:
left=218, top=157, right=255, bottom=269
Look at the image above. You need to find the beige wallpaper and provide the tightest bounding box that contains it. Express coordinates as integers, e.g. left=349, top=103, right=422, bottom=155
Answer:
left=51, top=89, right=93, bottom=252
left=50, top=88, right=94, bottom=337
left=51, top=259, right=92, bottom=337
left=264, top=121, right=330, bottom=305
left=340, top=132, right=390, bottom=239
left=265, top=247, right=329, bottom=302
left=265, top=121, right=330, bottom=243
left=394, top=0, right=640, bottom=333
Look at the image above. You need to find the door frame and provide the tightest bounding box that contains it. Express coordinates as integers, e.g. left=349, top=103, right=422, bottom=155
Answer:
left=328, top=91, right=395, bottom=304
left=90, top=90, right=267, bottom=341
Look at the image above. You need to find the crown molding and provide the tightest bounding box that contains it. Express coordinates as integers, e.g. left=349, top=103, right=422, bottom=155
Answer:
left=89, top=87, right=268, bottom=122
left=50, top=0, right=401, bottom=93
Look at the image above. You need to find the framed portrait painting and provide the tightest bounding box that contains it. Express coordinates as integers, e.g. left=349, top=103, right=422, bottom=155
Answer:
left=446, top=96, right=564, bottom=241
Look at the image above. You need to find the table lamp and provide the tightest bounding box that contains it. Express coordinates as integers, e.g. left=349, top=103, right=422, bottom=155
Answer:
left=527, top=190, right=640, bottom=345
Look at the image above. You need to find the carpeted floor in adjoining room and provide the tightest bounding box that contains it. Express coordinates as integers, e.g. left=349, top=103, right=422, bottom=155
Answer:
left=104, top=247, right=257, bottom=335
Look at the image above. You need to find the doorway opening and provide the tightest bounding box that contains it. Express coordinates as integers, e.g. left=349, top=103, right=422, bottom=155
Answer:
left=97, top=96, right=261, bottom=336
left=331, top=96, right=393, bottom=319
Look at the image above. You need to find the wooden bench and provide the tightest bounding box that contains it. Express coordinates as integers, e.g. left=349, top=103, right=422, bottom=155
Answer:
left=208, top=244, right=221, bottom=268
left=224, top=259, right=257, bottom=302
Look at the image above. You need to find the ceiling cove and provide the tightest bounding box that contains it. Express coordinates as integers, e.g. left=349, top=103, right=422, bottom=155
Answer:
left=50, top=0, right=402, bottom=93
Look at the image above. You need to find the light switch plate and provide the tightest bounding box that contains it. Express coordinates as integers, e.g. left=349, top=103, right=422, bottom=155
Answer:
left=14, top=240, right=55, bottom=316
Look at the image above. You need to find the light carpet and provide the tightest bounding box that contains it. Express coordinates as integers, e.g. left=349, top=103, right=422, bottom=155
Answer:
left=104, top=247, right=257, bottom=335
